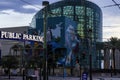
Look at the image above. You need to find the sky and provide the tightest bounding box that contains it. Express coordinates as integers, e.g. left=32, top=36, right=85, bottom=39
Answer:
left=0, top=0, right=120, bottom=41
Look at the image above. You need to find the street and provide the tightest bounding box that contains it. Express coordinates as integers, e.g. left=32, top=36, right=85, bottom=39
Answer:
left=0, top=75, right=120, bottom=80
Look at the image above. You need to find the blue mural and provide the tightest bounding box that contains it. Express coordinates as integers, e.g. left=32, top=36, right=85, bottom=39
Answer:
left=65, top=25, right=80, bottom=65
left=30, top=16, right=79, bottom=66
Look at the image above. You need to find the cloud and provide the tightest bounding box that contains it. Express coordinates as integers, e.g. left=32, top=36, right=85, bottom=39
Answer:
left=46, top=0, right=60, bottom=3
left=0, top=9, right=35, bottom=27
left=0, top=0, right=42, bottom=13
left=23, top=5, right=43, bottom=11
left=0, top=1, right=13, bottom=5
left=100, top=0, right=120, bottom=41
left=0, top=0, right=60, bottom=28
left=97, top=0, right=120, bottom=41
left=89, top=0, right=113, bottom=7
left=103, top=26, right=120, bottom=32
left=103, top=26, right=120, bottom=41
left=0, top=11, right=10, bottom=15
left=103, top=13, right=120, bottom=26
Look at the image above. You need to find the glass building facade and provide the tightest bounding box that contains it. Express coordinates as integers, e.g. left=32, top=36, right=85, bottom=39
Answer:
left=31, top=0, right=102, bottom=42
left=30, top=0, right=102, bottom=68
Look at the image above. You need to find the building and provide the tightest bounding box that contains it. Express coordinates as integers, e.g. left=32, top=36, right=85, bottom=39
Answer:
left=31, top=0, right=102, bottom=41
left=30, top=0, right=102, bottom=68
left=0, top=26, right=29, bottom=57
left=30, top=16, right=79, bottom=66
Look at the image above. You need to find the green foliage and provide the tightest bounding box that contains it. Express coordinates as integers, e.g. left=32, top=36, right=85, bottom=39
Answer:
left=1, top=55, right=19, bottom=68
left=25, top=44, right=31, bottom=53
left=26, top=56, right=43, bottom=68
left=109, top=37, right=119, bottom=46
left=109, top=37, right=120, bottom=48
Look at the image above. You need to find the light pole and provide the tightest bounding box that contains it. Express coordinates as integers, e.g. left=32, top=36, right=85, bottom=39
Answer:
left=42, top=1, right=49, bottom=80
left=88, top=29, right=92, bottom=80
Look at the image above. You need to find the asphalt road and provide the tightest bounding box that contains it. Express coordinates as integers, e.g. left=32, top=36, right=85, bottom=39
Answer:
left=0, top=76, right=120, bottom=80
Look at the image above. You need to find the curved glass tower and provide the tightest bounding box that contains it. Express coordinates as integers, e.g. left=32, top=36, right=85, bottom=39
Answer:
left=30, top=0, right=102, bottom=68
left=31, top=0, right=102, bottom=42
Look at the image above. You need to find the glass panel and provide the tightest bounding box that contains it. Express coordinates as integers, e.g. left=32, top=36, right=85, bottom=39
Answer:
left=76, top=6, right=85, bottom=16
left=30, top=18, right=36, bottom=28
left=50, top=7, right=61, bottom=17
left=75, top=6, right=85, bottom=38
left=63, top=6, right=74, bottom=20
left=77, top=23, right=84, bottom=38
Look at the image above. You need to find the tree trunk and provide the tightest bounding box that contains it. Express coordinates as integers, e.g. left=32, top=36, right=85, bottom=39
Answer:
left=112, top=48, right=116, bottom=75
left=8, top=67, right=10, bottom=79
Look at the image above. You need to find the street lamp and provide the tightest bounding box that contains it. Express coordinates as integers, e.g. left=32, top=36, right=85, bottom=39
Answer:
left=42, top=1, right=49, bottom=80
left=88, top=29, right=92, bottom=80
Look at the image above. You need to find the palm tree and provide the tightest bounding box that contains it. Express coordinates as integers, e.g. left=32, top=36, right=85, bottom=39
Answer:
left=25, top=44, right=32, bottom=55
left=108, top=37, right=120, bottom=74
left=10, top=44, right=19, bottom=56
left=26, top=44, right=43, bottom=68
left=103, top=42, right=111, bottom=69
left=1, top=55, right=19, bottom=79
left=115, top=39, right=120, bottom=50
left=34, top=44, right=43, bottom=57
left=10, top=44, right=26, bottom=76
left=10, top=44, right=24, bottom=55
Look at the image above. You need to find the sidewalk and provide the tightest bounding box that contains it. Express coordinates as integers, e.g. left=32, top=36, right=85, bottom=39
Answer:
left=0, top=75, right=120, bottom=80
left=49, top=76, right=120, bottom=80
left=0, top=76, right=22, bottom=80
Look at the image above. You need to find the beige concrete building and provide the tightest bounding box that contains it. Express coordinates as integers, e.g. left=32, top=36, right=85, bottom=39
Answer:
left=0, top=26, right=29, bottom=57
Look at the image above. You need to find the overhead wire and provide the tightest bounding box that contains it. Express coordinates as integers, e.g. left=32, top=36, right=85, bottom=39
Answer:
left=112, top=0, right=120, bottom=9
left=103, top=4, right=120, bottom=8
left=103, top=0, right=120, bottom=9
left=20, top=0, right=41, bottom=9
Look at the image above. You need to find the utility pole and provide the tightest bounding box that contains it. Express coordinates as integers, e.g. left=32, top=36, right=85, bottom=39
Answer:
left=42, top=1, right=49, bottom=80
left=82, top=0, right=93, bottom=79
left=88, top=29, right=92, bottom=80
